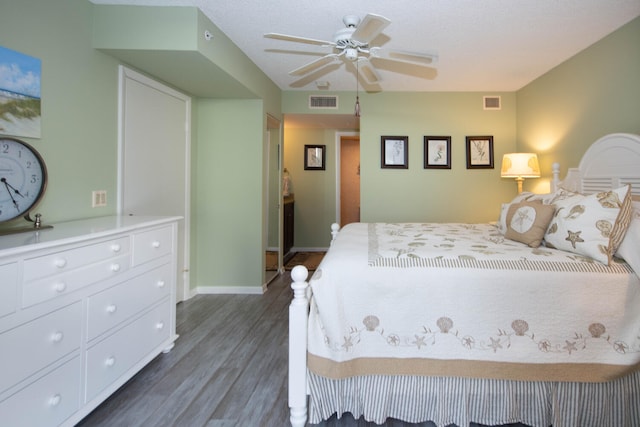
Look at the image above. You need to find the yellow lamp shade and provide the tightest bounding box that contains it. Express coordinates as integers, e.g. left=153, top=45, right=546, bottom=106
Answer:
left=501, top=153, right=541, bottom=178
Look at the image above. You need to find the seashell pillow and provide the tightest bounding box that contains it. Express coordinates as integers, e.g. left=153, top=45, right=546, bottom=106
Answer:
left=504, top=200, right=555, bottom=247
left=544, top=185, right=632, bottom=265
left=497, top=192, right=541, bottom=235
left=616, top=201, right=640, bottom=276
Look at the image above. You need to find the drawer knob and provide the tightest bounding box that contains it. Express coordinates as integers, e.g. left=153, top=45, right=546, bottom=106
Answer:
left=111, top=243, right=122, bottom=252
left=105, top=356, right=116, bottom=367
left=106, top=304, right=118, bottom=314
left=152, top=240, right=161, bottom=248
left=156, top=280, right=166, bottom=288
left=49, top=394, right=62, bottom=407
left=156, top=321, right=164, bottom=330
left=53, top=282, right=67, bottom=293
left=51, top=331, right=64, bottom=343
left=54, top=258, right=67, bottom=268
left=110, top=263, right=121, bottom=272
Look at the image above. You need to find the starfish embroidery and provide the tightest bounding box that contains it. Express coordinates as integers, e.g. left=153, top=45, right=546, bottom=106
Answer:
left=564, top=340, right=577, bottom=355
left=565, top=230, right=584, bottom=249
left=489, top=337, right=502, bottom=353
left=413, top=335, right=427, bottom=349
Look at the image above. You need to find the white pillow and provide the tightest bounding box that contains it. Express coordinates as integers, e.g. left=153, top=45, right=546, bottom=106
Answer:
left=544, top=185, right=632, bottom=265
left=616, top=201, right=640, bottom=276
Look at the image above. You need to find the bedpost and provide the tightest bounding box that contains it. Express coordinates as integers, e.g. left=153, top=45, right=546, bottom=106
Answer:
left=331, top=223, right=340, bottom=243
left=551, top=162, right=561, bottom=192
left=289, top=265, right=309, bottom=427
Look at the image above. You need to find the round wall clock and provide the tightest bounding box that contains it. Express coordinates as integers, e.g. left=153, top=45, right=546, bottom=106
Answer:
left=0, top=137, right=48, bottom=223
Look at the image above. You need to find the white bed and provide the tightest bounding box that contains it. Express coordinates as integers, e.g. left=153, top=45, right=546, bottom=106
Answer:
left=288, top=133, right=640, bottom=427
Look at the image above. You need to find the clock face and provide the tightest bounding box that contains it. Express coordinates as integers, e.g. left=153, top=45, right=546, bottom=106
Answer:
left=0, top=137, right=48, bottom=222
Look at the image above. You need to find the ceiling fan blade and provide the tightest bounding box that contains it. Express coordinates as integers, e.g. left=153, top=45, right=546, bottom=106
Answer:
left=369, top=47, right=439, bottom=66
left=351, top=14, right=391, bottom=45
left=357, top=58, right=381, bottom=84
left=264, top=33, right=335, bottom=47
left=289, top=54, right=340, bottom=76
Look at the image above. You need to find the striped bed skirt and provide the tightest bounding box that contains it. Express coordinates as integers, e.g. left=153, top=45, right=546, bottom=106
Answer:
left=307, top=370, right=640, bottom=426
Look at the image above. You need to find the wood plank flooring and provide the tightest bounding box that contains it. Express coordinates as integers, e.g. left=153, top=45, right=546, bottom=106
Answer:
left=77, top=273, right=527, bottom=427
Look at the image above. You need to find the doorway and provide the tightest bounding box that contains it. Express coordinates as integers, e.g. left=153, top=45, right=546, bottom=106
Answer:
left=117, top=66, right=191, bottom=302
left=338, top=134, right=360, bottom=226
left=265, top=115, right=281, bottom=286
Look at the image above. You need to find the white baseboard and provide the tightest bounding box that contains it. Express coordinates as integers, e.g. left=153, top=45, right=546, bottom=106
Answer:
left=194, top=286, right=264, bottom=295
left=290, top=246, right=329, bottom=252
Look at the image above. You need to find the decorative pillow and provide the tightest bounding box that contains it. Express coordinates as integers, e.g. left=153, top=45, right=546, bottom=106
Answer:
left=497, top=192, right=539, bottom=235
left=544, top=185, right=632, bottom=265
left=504, top=200, right=555, bottom=247
left=616, top=201, right=640, bottom=276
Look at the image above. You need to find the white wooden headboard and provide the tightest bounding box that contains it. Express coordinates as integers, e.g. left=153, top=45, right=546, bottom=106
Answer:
left=552, top=133, right=640, bottom=199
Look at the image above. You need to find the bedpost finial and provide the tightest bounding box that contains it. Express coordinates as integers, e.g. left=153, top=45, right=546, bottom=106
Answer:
left=291, top=265, right=309, bottom=284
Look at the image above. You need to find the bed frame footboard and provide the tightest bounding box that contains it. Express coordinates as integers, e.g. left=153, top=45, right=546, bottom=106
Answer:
left=289, top=265, right=310, bottom=427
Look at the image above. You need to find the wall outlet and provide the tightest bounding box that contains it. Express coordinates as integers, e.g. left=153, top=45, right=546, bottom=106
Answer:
left=92, top=190, right=107, bottom=208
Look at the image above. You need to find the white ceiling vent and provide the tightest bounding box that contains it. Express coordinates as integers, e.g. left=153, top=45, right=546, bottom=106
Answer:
left=309, top=95, right=338, bottom=109
left=483, top=96, right=501, bottom=110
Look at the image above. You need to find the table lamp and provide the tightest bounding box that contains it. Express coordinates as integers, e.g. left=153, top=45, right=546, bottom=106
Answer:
left=501, top=153, right=540, bottom=193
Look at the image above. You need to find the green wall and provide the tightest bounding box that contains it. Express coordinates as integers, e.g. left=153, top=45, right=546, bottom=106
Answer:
left=283, top=17, right=639, bottom=249
left=1, top=0, right=637, bottom=289
left=0, top=0, right=120, bottom=225
left=0, top=0, right=282, bottom=291
left=195, top=99, right=264, bottom=289
left=516, top=17, right=640, bottom=192
left=283, top=92, right=517, bottom=248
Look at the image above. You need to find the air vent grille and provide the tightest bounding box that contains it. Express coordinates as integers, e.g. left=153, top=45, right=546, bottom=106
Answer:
left=483, top=96, right=501, bottom=110
left=309, top=95, right=338, bottom=109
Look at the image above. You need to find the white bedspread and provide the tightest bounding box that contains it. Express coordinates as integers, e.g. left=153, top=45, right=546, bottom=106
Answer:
left=307, top=222, right=640, bottom=383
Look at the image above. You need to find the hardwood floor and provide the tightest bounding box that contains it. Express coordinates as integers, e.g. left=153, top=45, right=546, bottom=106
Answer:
left=78, top=273, right=527, bottom=427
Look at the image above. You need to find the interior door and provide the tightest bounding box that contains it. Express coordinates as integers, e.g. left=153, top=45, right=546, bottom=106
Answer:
left=340, top=135, right=360, bottom=226
left=118, top=66, right=191, bottom=302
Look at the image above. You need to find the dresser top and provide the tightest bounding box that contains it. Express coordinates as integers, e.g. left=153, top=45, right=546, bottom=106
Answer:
left=0, top=215, right=181, bottom=258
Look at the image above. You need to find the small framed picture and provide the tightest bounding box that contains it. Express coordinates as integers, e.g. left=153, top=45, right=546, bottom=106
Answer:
left=424, top=136, right=451, bottom=169
left=466, top=136, right=494, bottom=169
left=381, top=136, right=408, bottom=169
left=304, top=145, right=325, bottom=170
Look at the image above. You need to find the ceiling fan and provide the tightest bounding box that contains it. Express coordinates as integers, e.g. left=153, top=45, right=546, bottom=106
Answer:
left=264, top=13, right=439, bottom=85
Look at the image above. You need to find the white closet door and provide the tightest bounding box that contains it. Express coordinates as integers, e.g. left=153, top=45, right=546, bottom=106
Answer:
left=118, top=66, right=191, bottom=302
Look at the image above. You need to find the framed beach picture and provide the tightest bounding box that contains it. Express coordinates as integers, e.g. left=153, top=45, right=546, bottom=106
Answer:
left=0, top=46, right=41, bottom=139
left=424, top=136, right=451, bottom=169
left=466, top=135, right=494, bottom=169
left=381, top=136, right=408, bottom=169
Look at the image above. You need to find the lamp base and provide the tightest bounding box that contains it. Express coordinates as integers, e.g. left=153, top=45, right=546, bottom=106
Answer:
left=515, top=177, right=524, bottom=194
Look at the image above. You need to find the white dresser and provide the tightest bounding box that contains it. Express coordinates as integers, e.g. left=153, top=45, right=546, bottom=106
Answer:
left=0, top=216, right=180, bottom=427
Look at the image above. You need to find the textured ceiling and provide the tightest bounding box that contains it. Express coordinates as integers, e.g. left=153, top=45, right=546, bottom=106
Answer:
left=90, top=0, right=640, bottom=92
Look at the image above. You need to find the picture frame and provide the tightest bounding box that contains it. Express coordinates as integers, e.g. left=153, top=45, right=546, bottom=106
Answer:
left=381, top=136, right=409, bottom=169
left=466, top=135, right=494, bottom=169
left=424, top=136, right=451, bottom=169
left=304, top=144, right=326, bottom=170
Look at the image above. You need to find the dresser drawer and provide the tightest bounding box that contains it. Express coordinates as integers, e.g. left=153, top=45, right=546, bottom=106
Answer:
left=0, top=262, right=18, bottom=318
left=132, top=225, right=173, bottom=266
left=0, top=356, right=81, bottom=427
left=86, top=263, right=173, bottom=341
left=23, top=236, right=129, bottom=282
left=22, top=254, right=130, bottom=308
left=85, top=299, right=171, bottom=402
left=0, top=302, right=82, bottom=393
